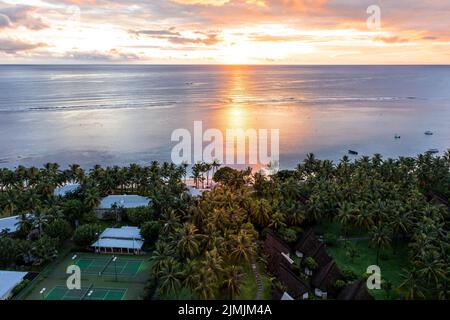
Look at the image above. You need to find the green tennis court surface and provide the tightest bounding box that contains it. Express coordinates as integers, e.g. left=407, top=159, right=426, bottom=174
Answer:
left=75, top=256, right=143, bottom=277
left=46, top=285, right=127, bottom=300
left=22, top=252, right=152, bottom=300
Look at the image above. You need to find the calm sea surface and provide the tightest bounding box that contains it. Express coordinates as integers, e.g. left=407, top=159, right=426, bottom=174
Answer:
left=0, top=65, right=449, bottom=169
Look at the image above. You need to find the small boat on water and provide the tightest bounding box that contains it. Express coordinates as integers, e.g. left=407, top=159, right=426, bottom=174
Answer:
left=426, top=149, right=439, bottom=154
left=348, top=150, right=358, bottom=155
left=424, top=131, right=434, bottom=136
left=395, top=134, right=401, bottom=139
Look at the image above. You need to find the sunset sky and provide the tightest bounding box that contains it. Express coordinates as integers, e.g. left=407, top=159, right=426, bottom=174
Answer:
left=0, top=0, right=449, bottom=64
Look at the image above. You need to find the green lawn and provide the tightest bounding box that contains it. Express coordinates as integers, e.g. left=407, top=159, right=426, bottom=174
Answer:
left=238, top=262, right=271, bottom=300
left=327, top=240, right=409, bottom=300
left=314, top=220, right=409, bottom=300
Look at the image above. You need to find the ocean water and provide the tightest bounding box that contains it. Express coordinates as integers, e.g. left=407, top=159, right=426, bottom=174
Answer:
left=0, top=65, right=449, bottom=169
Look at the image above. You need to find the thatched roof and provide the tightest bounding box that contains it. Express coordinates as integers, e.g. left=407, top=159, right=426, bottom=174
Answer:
left=264, top=231, right=293, bottom=276
left=311, top=260, right=344, bottom=294
left=294, top=229, right=332, bottom=268
left=338, top=279, right=374, bottom=300
left=278, top=263, right=310, bottom=299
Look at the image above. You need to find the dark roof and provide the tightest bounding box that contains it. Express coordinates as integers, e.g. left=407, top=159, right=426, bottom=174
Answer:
left=264, top=230, right=291, bottom=256
left=428, top=190, right=449, bottom=207
left=264, top=231, right=310, bottom=299
left=264, top=231, right=293, bottom=276
left=338, top=280, right=374, bottom=300
left=312, top=260, right=344, bottom=294
left=278, top=263, right=310, bottom=299
left=295, top=229, right=332, bottom=269
left=294, top=229, right=323, bottom=256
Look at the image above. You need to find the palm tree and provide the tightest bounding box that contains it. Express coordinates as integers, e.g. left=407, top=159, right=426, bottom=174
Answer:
left=158, top=258, right=183, bottom=296
left=161, top=209, right=181, bottom=236
left=83, top=187, right=101, bottom=211
left=268, top=211, right=286, bottom=230
left=414, top=252, right=447, bottom=286
left=182, top=259, right=200, bottom=291
left=194, top=269, right=217, bottom=299
left=222, top=265, right=243, bottom=299
left=230, top=230, right=255, bottom=262
left=177, top=223, right=201, bottom=258
left=203, top=162, right=213, bottom=188
left=202, top=248, right=224, bottom=280
left=399, top=269, right=426, bottom=300
left=370, top=225, right=392, bottom=265
left=211, top=159, right=221, bottom=178
left=32, top=207, right=49, bottom=237
left=336, top=202, right=354, bottom=243
left=191, top=163, right=202, bottom=189
left=15, top=213, right=32, bottom=236
left=151, top=242, right=174, bottom=275
left=389, top=210, right=411, bottom=252
left=181, top=162, right=189, bottom=184
left=250, top=199, right=271, bottom=227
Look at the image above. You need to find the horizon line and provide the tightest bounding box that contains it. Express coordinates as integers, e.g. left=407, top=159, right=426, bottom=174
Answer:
left=1, top=63, right=450, bottom=67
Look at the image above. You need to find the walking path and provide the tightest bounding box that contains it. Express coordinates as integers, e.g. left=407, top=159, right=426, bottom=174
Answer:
left=338, top=236, right=370, bottom=241
left=249, top=257, right=264, bottom=300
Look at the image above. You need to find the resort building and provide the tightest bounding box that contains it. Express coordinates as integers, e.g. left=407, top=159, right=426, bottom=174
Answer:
left=338, top=279, right=373, bottom=300
left=186, top=186, right=205, bottom=197
left=294, top=229, right=332, bottom=267
left=91, top=226, right=144, bottom=255
left=0, top=215, right=20, bottom=235
left=264, top=229, right=362, bottom=300
left=54, top=183, right=81, bottom=197
left=96, top=195, right=151, bottom=220
left=0, top=270, right=28, bottom=300
left=311, top=260, right=344, bottom=299
left=264, top=231, right=310, bottom=300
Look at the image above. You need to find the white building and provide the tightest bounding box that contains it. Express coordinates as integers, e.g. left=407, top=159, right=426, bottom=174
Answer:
left=0, top=216, right=20, bottom=235
left=0, top=271, right=28, bottom=300
left=98, top=195, right=151, bottom=210
left=186, top=186, right=205, bottom=197
left=91, top=226, right=144, bottom=255
left=54, top=183, right=80, bottom=197
left=96, top=195, right=151, bottom=220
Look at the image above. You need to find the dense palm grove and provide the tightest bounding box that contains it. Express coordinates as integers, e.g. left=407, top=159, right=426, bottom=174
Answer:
left=0, top=150, right=449, bottom=300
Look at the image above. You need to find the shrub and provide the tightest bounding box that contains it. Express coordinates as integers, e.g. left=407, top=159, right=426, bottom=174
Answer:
left=12, top=279, right=30, bottom=296
left=0, top=237, right=19, bottom=267
left=303, top=257, right=318, bottom=270
left=342, top=268, right=358, bottom=282
left=345, top=243, right=360, bottom=262
left=335, top=279, right=347, bottom=290
left=32, top=236, right=58, bottom=263
left=73, top=224, right=103, bottom=248
left=324, top=233, right=338, bottom=247
left=44, top=219, right=72, bottom=242
left=279, top=227, right=298, bottom=245
left=126, top=207, right=154, bottom=226
left=140, top=221, right=161, bottom=246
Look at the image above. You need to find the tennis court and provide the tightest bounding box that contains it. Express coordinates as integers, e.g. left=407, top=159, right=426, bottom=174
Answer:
left=74, top=255, right=143, bottom=277
left=22, top=252, right=152, bottom=300
left=45, top=285, right=127, bottom=300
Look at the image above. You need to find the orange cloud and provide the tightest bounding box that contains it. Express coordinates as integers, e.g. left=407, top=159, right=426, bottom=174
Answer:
left=172, top=0, right=229, bottom=5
